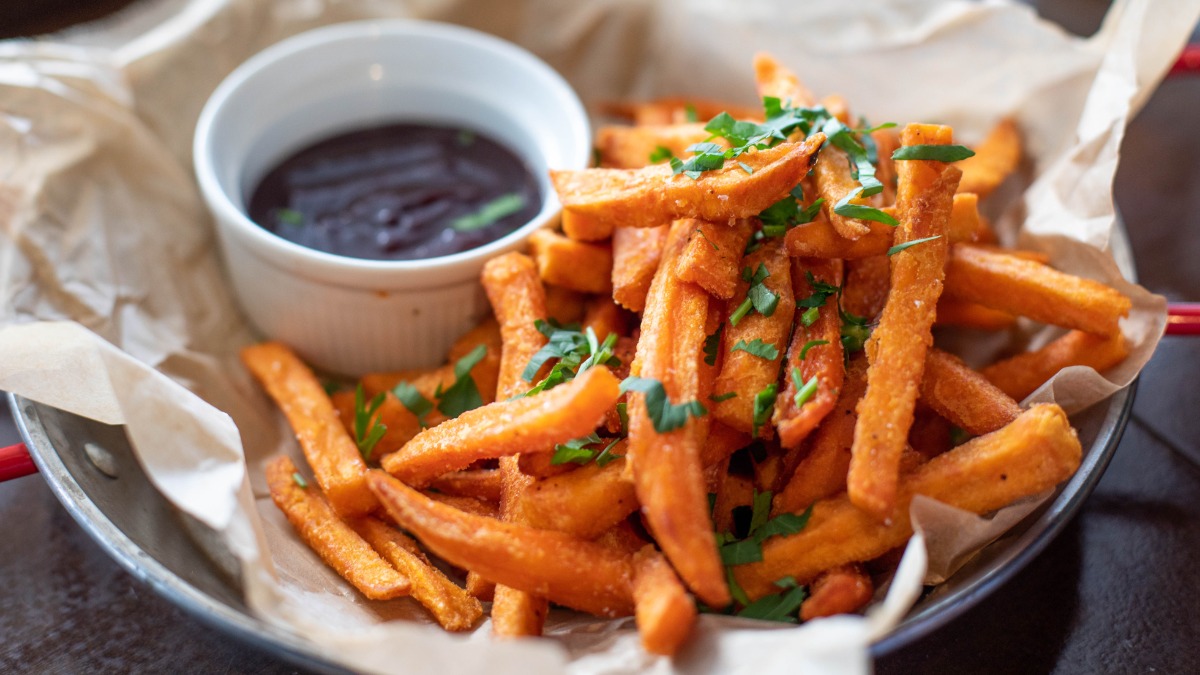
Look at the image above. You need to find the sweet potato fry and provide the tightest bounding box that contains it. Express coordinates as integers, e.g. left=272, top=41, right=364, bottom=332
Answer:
left=427, top=469, right=503, bottom=503
left=943, top=243, right=1131, bottom=336
left=369, top=472, right=636, bottom=617
left=814, top=144, right=874, bottom=240
left=935, top=298, right=1016, bottom=330
left=799, top=565, right=874, bottom=621
left=350, top=516, right=483, bottom=631
left=712, top=238, right=795, bottom=436
left=675, top=218, right=756, bottom=300
left=774, top=258, right=845, bottom=448
left=633, top=546, right=696, bottom=656
left=422, top=492, right=499, bottom=519
left=266, top=456, right=407, bottom=599
left=737, top=403, right=1082, bottom=598
left=753, top=52, right=815, bottom=106
left=552, top=135, right=825, bottom=231
left=981, top=329, right=1130, bottom=401
left=596, top=123, right=722, bottom=169
left=849, top=124, right=960, bottom=521
left=699, top=421, right=754, bottom=469
left=872, top=127, right=901, bottom=205
left=529, top=229, right=613, bottom=294
left=518, top=455, right=638, bottom=539
left=601, top=97, right=761, bottom=126
left=381, top=366, right=621, bottom=486
left=544, top=284, right=587, bottom=326
left=612, top=224, right=669, bottom=312
left=945, top=192, right=993, bottom=244
left=957, top=118, right=1021, bottom=198
left=921, top=348, right=1021, bottom=436
left=773, top=354, right=868, bottom=516
left=628, top=220, right=728, bottom=607
left=841, top=255, right=889, bottom=320
left=583, top=295, right=630, bottom=343
left=244, top=343, right=375, bottom=518
left=482, top=252, right=549, bottom=399
left=361, top=364, right=454, bottom=398
left=561, top=210, right=613, bottom=242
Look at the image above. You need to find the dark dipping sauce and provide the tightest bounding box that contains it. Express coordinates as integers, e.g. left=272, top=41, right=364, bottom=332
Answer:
left=247, top=123, right=541, bottom=261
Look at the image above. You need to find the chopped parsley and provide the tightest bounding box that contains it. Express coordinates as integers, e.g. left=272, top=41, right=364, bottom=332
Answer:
left=751, top=383, right=778, bottom=437
left=833, top=197, right=899, bottom=226
left=737, top=576, right=808, bottom=622
left=887, top=235, right=942, bottom=257
left=451, top=193, right=527, bottom=232
left=799, top=339, right=829, bottom=361
left=731, top=338, right=779, bottom=360
left=710, top=392, right=738, bottom=403
left=620, top=376, right=707, bottom=433
left=840, top=309, right=871, bottom=355
left=291, top=472, right=308, bottom=489
left=521, top=321, right=620, bottom=396
left=393, top=381, right=434, bottom=427
left=649, top=145, right=675, bottom=163
left=703, top=324, right=724, bottom=366
left=353, top=384, right=387, bottom=461
left=434, top=344, right=487, bottom=418
left=715, top=492, right=813, bottom=567
left=730, top=264, right=779, bottom=327
left=551, top=432, right=622, bottom=466
left=684, top=103, right=699, bottom=123
left=795, top=271, right=840, bottom=309
left=799, top=306, right=820, bottom=327
left=791, top=367, right=819, bottom=408
left=694, top=227, right=719, bottom=250
left=892, top=144, right=976, bottom=162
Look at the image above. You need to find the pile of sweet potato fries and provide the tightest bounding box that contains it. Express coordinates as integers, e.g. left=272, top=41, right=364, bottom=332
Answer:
left=245, top=54, right=1132, bottom=656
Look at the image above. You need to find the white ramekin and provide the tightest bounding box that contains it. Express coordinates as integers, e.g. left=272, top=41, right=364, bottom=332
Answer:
left=194, top=20, right=590, bottom=376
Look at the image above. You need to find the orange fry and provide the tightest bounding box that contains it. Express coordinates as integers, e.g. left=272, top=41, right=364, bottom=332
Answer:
left=841, top=255, right=890, bottom=320
left=849, top=124, right=961, bottom=521
left=381, top=366, right=620, bottom=487
left=244, top=343, right=375, bottom=518
left=552, top=135, right=825, bottom=230
left=737, top=404, right=1082, bottom=598
left=266, top=456, right=407, bottom=600
left=562, top=210, right=613, bottom=242
left=369, top=472, right=636, bottom=617
left=601, top=97, right=761, bottom=126
left=633, top=546, right=697, bottom=656
left=935, top=298, right=1016, bottom=330
left=675, top=218, right=757, bottom=300
left=943, top=243, right=1131, bottom=337
left=981, top=329, right=1130, bottom=401
left=544, top=284, right=587, bottom=326
left=814, top=144, right=873, bottom=240
left=774, top=258, right=845, bottom=449
left=518, top=454, right=638, bottom=539
left=799, top=565, right=874, bottom=621
left=583, top=295, right=630, bottom=343
left=426, top=469, right=503, bottom=503
left=596, top=123, right=722, bottom=169
left=612, top=224, right=669, bottom=312
left=482, top=252, right=550, bottom=399
left=957, top=118, right=1021, bottom=198
left=528, top=229, right=613, bottom=295
left=753, top=52, right=816, bottom=106
left=350, top=516, right=483, bottom=631
left=921, top=348, right=1021, bottom=436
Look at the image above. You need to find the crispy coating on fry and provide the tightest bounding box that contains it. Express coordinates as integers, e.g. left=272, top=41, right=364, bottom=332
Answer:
left=596, top=123, right=723, bottom=169
left=612, top=225, right=669, bottom=312
left=369, top=472, right=636, bottom=617
left=935, top=298, right=1016, bottom=330
left=483, top=252, right=550, bottom=399
left=675, top=218, right=756, bottom=300
left=981, top=329, right=1130, bottom=401
left=943, top=244, right=1132, bottom=337
left=583, top=295, right=630, bottom=343
left=921, top=348, right=1022, bottom=436
left=841, top=255, right=890, bottom=320
left=427, top=469, right=503, bottom=503
left=244, top=343, right=375, bottom=518
left=633, top=546, right=696, bottom=656
left=754, top=52, right=816, bottom=106
left=350, top=516, right=483, bottom=630
left=518, top=454, right=638, bottom=539
left=266, top=456, right=408, bottom=600
left=774, top=258, right=845, bottom=449
left=529, top=229, right=614, bottom=294
left=799, top=565, right=874, bottom=621
left=849, top=124, right=960, bottom=521
left=738, top=404, right=1082, bottom=598
left=552, top=135, right=825, bottom=231
left=381, top=366, right=620, bottom=486
left=957, top=118, right=1021, bottom=197
left=601, top=97, right=761, bottom=126
left=814, top=144, right=874, bottom=240
left=561, top=210, right=613, bottom=242
left=712, top=239, right=795, bottom=436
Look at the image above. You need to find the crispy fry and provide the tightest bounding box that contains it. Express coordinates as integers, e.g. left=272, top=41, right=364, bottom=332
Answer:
left=369, top=472, right=636, bottom=617
left=483, top=252, right=550, bottom=399
left=799, top=565, right=874, bottom=621
left=633, top=546, right=696, bottom=656
left=350, top=516, right=483, bottom=630
left=981, top=329, right=1130, bottom=401
left=601, top=97, right=761, bottom=126
left=427, top=469, right=503, bottom=503
left=552, top=135, right=825, bottom=231
left=814, top=145, right=873, bottom=240
left=596, top=123, right=722, bottom=169
left=562, top=210, right=613, bottom=242
left=921, top=348, right=1021, bottom=436
left=957, top=118, right=1021, bottom=197
left=872, top=127, right=901, bottom=205
left=712, top=238, right=795, bottom=436
left=518, top=454, right=638, bottom=539
left=753, top=52, right=815, bottom=106
left=381, top=367, right=621, bottom=486
left=841, top=255, right=890, bottom=320
left=712, top=471, right=755, bottom=534
left=675, top=218, right=756, bottom=299
left=699, top=421, right=754, bottom=469
left=945, top=192, right=993, bottom=244
left=774, top=258, right=845, bottom=448
left=785, top=194, right=988, bottom=259
left=244, top=343, right=375, bottom=518
left=422, top=492, right=499, bottom=519
left=516, top=451, right=576, bottom=480
left=849, top=124, right=960, bottom=521
left=738, top=404, right=1082, bottom=598
left=628, top=220, right=728, bottom=607
left=935, top=298, right=1017, bottom=330
left=943, top=243, right=1131, bottom=336
left=529, top=229, right=614, bottom=294
left=583, top=295, right=630, bottom=343
left=544, top=284, right=587, bottom=326
left=266, top=456, right=407, bottom=599
left=612, top=224, right=669, bottom=312
left=773, top=354, right=868, bottom=516
left=361, top=364, right=454, bottom=398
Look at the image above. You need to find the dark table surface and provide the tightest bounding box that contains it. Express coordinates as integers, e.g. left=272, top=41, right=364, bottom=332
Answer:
left=2, top=1, right=1199, bottom=673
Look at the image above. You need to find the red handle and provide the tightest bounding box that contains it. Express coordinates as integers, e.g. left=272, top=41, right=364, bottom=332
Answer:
left=1169, top=44, right=1200, bottom=76
left=0, top=443, right=37, bottom=482
left=1167, top=302, right=1200, bottom=336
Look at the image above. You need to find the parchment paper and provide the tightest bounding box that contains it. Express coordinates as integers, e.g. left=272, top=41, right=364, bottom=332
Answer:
left=1, top=0, right=1195, bottom=673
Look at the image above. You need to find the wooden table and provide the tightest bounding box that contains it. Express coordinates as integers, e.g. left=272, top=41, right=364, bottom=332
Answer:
left=2, top=2, right=1198, bottom=673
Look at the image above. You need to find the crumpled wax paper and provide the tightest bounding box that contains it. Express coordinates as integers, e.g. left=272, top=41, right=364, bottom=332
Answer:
left=1, top=0, right=1195, bottom=673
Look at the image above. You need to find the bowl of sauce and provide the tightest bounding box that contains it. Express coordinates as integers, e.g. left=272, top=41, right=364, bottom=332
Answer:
left=194, top=20, right=590, bottom=375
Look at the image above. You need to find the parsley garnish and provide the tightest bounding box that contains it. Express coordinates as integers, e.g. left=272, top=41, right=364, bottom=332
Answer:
left=703, top=324, right=724, bottom=366
left=730, top=264, right=778, bottom=327
left=616, top=401, right=629, bottom=435
left=434, top=344, right=487, bottom=418
left=756, top=184, right=824, bottom=241
left=892, top=144, right=975, bottom=162
left=353, top=384, right=387, bottom=461
left=799, top=339, right=829, bottom=360
left=451, top=193, right=527, bottom=232
left=392, top=381, right=434, bottom=427
left=522, top=321, right=619, bottom=396
left=551, top=432, right=622, bottom=466
left=737, top=576, right=808, bottom=622
left=833, top=197, right=899, bottom=226
left=275, top=208, right=303, bottom=226
left=799, top=306, right=820, bottom=327
left=795, top=271, right=840, bottom=308
left=751, top=383, right=778, bottom=437
left=840, top=309, right=871, bottom=355
left=887, top=235, right=942, bottom=257
left=620, top=376, right=707, bottom=433
left=791, top=367, right=819, bottom=408
left=684, top=103, right=699, bottom=122
left=695, top=227, right=719, bottom=250
left=731, top=338, right=779, bottom=360
left=649, top=145, right=674, bottom=163
left=710, top=392, right=738, bottom=402
left=716, top=492, right=812, bottom=566
left=292, top=472, right=308, bottom=489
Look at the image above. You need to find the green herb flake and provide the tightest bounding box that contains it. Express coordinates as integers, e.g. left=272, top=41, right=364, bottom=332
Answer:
left=695, top=228, right=719, bottom=251
left=393, top=381, right=434, bottom=427
left=620, top=376, right=707, bottom=433
left=649, top=145, right=675, bottom=163
left=791, top=368, right=819, bottom=408
left=291, top=472, right=308, bottom=489
left=799, top=339, right=829, bottom=361
left=800, top=306, right=820, bottom=327
left=737, top=577, right=807, bottom=623
left=703, top=324, right=724, bottom=366
left=731, top=338, right=779, bottom=360
left=451, top=193, right=527, bottom=232
left=833, top=196, right=899, bottom=226
left=435, top=344, right=487, bottom=418
left=887, top=235, right=942, bottom=257
left=521, top=320, right=619, bottom=394
left=594, top=438, right=624, bottom=467
left=840, top=309, right=871, bottom=355
left=729, top=297, right=754, bottom=327
left=551, top=432, right=604, bottom=465
left=892, top=144, right=976, bottom=162
left=709, top=392, right=738, bottom=403
left=685, top=103, right=699, bottom=123
left=353, top=384, right=388, bottom=461
left=751, top=383, right=778, bottom=437
left=275, top=208, right=304, bottom=226
left=616, top=401, right=629, bottom=436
